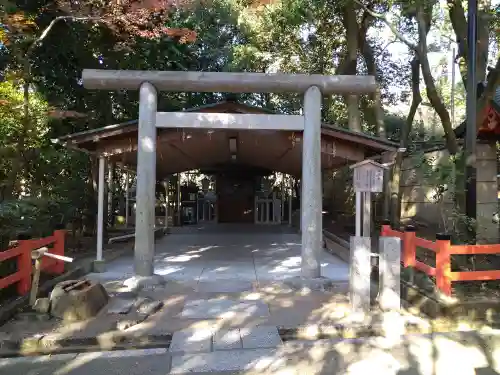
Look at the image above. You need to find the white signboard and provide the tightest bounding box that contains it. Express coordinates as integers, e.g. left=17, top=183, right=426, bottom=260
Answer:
left=351, top=161, right=386, bottom=193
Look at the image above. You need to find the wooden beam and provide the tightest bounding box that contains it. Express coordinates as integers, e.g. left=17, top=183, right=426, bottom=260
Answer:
left=83, top=70, right=377, bottom=95
left=156, top=112, right=305, bottom=131
left=321, top=127, right=396, bottom=152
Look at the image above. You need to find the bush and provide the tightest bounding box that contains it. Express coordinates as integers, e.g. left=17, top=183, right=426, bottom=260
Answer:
left=0, top=197, right=74, bottom=249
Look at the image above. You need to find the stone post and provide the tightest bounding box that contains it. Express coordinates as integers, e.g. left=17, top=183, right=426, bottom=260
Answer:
left=476, top=142, right=499, bottom=243
left=301, top=86, right=322, bottom=278
left=350, top=236, right=371, bottom=313
left=134, top=82, right=157, bottom=277
left=379, top=236, right=401, bottom=310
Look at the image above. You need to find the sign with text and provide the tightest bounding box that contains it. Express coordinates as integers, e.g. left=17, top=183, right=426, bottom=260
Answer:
left=351, top=160, right=386, bottom=193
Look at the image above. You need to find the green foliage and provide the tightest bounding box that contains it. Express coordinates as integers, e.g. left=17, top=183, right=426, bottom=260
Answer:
left=0, top=81, right=49, bottom=198
left=409, top=150, right=475, bottom=244
left=0, top=0, right=496, bottom=253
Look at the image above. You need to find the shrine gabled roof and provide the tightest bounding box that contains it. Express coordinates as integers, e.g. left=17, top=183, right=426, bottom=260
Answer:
left=53, top=100, right=397, bottom=155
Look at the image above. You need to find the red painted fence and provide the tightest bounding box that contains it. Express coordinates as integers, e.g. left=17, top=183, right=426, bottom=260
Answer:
left=0, top=230, right=66, bottom=295
left=381, top=223, right=500, bottom=296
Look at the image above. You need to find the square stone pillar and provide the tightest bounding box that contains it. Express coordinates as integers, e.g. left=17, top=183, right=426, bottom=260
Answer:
left=476, top=142, right=498, bottom=243
left=379, top=237, right=401, bottom=311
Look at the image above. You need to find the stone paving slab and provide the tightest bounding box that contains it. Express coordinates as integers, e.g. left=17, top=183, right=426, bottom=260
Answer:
left=154, top=264, right=205, bottom=282
left=199, top=264, right=257, bottom=282
left=170, top=348, right=282, bottom=374
left=58, top=349, right=170, bottom=375
left=240, top=326, right=282, bottom=349
left=213, top=329, right=242, bottom=350
left=181, top=299, right=270, bottom=319
left=3, top=331, right=500, bottom=375
left=0, top=353, right=78, bottom=375
left=196, top=280, right=255, bottom=293
left=169, top=327, right=214, bottom=354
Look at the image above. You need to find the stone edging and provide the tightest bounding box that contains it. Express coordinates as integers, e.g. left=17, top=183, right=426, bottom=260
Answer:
left=0, top=333, right=172, bottom=358
left=323, top=231, right=500, bottom=323
left=402, top=280, right=500, bottom=323
left=277, top=319, right=489, bottom=341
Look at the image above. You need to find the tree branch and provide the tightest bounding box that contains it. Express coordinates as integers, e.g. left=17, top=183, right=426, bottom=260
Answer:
left=390, top=55, right=422, bottom=225
left=26, top=16, right=102, bottom=57
left=353, top=0, right=417, bottom=50
left=415, top=6, right=458, bottom=154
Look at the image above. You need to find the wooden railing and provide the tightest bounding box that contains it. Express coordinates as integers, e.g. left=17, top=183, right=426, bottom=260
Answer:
left=0, top=230, right=66, bottom=295
left=381, top=222, right=500, bottom=296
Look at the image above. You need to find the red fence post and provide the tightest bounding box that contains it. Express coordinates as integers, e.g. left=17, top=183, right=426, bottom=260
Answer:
left=380, top=219, right=391, bottom=237
left=403, top=225, right=416, bottom=268
left=436, top=233, right=452, bottom=296
left=16, top=236, right=32, bottom=295
left=51, top=230, right=66, bottom=274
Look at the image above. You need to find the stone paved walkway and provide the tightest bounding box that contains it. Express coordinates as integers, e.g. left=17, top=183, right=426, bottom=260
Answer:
left=86, top=224, right=350, bottom=288
left=1, top=331, right=500, bottom=374
left=2, top=225, right=499, bottom=374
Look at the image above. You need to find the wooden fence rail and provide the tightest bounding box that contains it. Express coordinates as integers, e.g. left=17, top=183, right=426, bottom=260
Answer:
left=0, top=230, right=66, bottom=295
left=381, top=222, right=500, bottom=296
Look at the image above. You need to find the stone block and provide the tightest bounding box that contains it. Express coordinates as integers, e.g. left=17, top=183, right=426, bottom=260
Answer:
left=283, top=276, right=338, bottom=292
left=213, top=329, right=242, bottom=350
left=349, top=237, right=371, bottom=313
left=169, top=327, right=214, bottom=353
left=92, top=260, right=106, bottom=273
left=123, top=274, right=166, bottom=291
left=170, top=349, right=282, bottom=374
left=106, top=298, right=135, bottom=314
left=379, top=237, right=401, bottom=311
left=240, top=326, right=282, bottom=349
left=476, top=159, right=498, bottom=182
left=50, top=279, right=109, bottom=322
left=181, top=299, right=270, bottom=319
left=33, top=298, right=50, bottom=314
left=476, top=182, right=498, bottom=202
left=477, top=143, right=497, bottom=160
left=137, top=299, right=163, bottom=319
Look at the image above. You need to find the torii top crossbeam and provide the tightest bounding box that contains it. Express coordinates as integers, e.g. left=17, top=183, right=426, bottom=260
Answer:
left=82, top=69, right=377, bottom=95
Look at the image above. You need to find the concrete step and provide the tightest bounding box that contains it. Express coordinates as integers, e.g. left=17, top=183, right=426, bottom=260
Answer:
left=2, top=330, right=500, bottom=374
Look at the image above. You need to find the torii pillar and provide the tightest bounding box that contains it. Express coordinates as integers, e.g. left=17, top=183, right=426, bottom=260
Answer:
left=82, top=69, right=377, bottom=288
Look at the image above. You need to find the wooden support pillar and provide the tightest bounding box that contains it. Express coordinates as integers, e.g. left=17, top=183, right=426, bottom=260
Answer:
left=96, top=156, right=106, bottom=262
left=177, top=174, right=181, bottom=226
left=107, top=160, right=115, bottom=227
left=125, top=171, right=130, bottom=227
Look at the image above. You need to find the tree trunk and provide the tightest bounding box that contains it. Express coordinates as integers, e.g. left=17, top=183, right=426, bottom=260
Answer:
left=416, top=7, right=459, bottom=154
left=359, top=25, right=386, bottom=138
left=448, top=0, right=491, bottom=85
left=390, top=57, right=422, bottom=226
left=342, top=7, right=362, bottom=132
